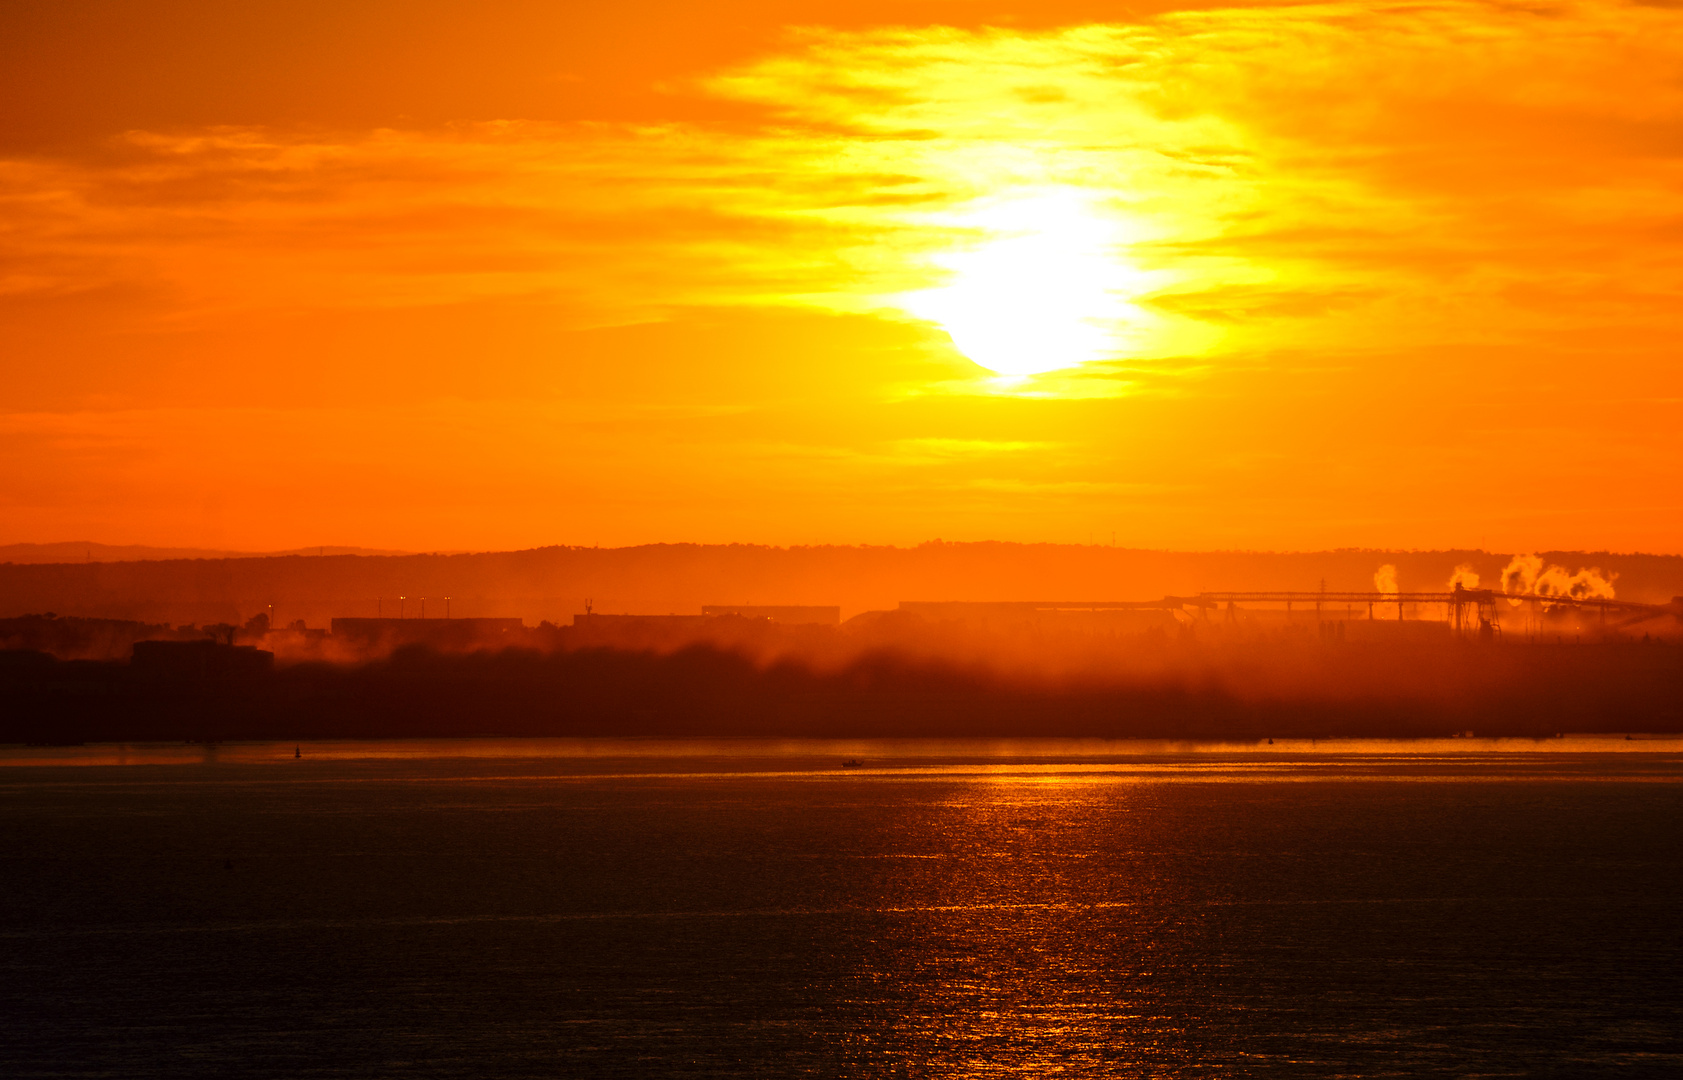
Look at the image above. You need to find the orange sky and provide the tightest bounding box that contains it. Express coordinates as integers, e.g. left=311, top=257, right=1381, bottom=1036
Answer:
left=2, top=0, right=1680, bottom=553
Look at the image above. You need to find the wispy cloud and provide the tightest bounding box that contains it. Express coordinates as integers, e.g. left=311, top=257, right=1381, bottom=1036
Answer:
left=6, top=3, right=1682, bottom=360
left=4, top=2, right=1683, bottom=548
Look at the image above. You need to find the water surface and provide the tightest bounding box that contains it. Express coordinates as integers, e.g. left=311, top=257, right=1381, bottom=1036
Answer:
left=3, top=738, right=1680, bottom=1076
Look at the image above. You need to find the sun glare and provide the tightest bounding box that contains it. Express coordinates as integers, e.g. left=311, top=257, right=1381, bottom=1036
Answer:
left=902, top=190, right=1149, bottom=379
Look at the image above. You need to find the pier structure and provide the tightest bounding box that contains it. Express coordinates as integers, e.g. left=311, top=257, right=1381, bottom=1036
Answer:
left=1175, top=587, right=1683, bottom=638
left=896, top=590, right=1683, bottom=639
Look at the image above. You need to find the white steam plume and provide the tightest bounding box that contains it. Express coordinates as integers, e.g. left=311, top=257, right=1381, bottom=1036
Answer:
left=1498, top=554, right=1616, bottom=600
left=1373, top=564, right=1399, bottom=596
left=1448, top=564, right=1480, bottom=590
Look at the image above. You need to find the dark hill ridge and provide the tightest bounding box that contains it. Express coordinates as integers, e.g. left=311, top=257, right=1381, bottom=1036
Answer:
left=0, top=542, right=1678, bottom=628
left=0, top=542, right=411, bottom=564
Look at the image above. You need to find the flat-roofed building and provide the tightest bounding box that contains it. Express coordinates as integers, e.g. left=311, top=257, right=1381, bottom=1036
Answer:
left=330, top=617, right=524, bottom=649
left=701, top=605, right=841, bottom=626
left=895, top=601, right=1176, bottom=634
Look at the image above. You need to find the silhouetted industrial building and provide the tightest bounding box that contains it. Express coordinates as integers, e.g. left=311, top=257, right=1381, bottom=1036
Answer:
left=701, top=605, right=840, bottom=625
left=330, top=617, right=524, bottom=649
left=896, top=601, right=1177, bottom=633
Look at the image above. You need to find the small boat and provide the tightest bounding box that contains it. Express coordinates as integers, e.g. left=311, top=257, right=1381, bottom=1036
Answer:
left=841, top=759, right=863, bottom=768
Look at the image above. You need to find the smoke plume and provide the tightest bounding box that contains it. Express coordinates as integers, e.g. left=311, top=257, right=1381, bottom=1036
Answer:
left=1373, top=564, right=1399, bottom=595
left=1499, top=554, right=1616, bottom=600
left=1447, top=564, right=1480, bottom=590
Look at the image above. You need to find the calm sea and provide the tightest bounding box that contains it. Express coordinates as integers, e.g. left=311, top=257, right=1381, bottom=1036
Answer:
left=2, top=738, right=1680, bottom=1077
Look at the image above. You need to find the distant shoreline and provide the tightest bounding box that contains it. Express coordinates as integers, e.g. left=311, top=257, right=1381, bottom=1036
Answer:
left=5, top=733, right=1680, bottom=772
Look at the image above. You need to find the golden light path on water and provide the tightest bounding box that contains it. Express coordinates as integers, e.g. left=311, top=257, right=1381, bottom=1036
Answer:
left=7, top=731, right=1681, bottom=1074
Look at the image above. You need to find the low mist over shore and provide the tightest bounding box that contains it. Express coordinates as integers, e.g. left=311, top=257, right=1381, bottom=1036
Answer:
left=4, top=539, right=1679, bottom=742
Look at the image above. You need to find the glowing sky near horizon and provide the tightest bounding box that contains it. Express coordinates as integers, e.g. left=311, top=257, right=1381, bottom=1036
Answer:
left=1, top=1, right=1680, bottom=552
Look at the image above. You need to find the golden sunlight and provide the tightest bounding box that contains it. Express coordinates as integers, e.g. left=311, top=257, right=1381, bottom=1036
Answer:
left=899, top=189, right=1153, bottom=378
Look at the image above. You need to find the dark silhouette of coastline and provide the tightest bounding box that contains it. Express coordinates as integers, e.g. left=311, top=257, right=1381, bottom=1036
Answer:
left=4, top=544, right=1680, bottom=741
left=2, top=612, right=1678, bottom=742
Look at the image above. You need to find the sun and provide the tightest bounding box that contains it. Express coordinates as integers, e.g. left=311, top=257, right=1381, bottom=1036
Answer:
left=901, top=189, right=1149, bottom=378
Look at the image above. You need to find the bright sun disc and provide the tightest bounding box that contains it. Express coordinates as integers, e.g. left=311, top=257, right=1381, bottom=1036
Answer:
left=903, top=190, right=1145, bottom=378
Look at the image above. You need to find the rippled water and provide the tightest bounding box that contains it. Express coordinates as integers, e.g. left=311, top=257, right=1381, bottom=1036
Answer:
left=3, top=738, right=1681, bottom=1077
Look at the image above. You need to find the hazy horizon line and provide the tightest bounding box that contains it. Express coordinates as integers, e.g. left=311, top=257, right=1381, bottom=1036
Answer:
left=5, top=539, right=1682, bottom=566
